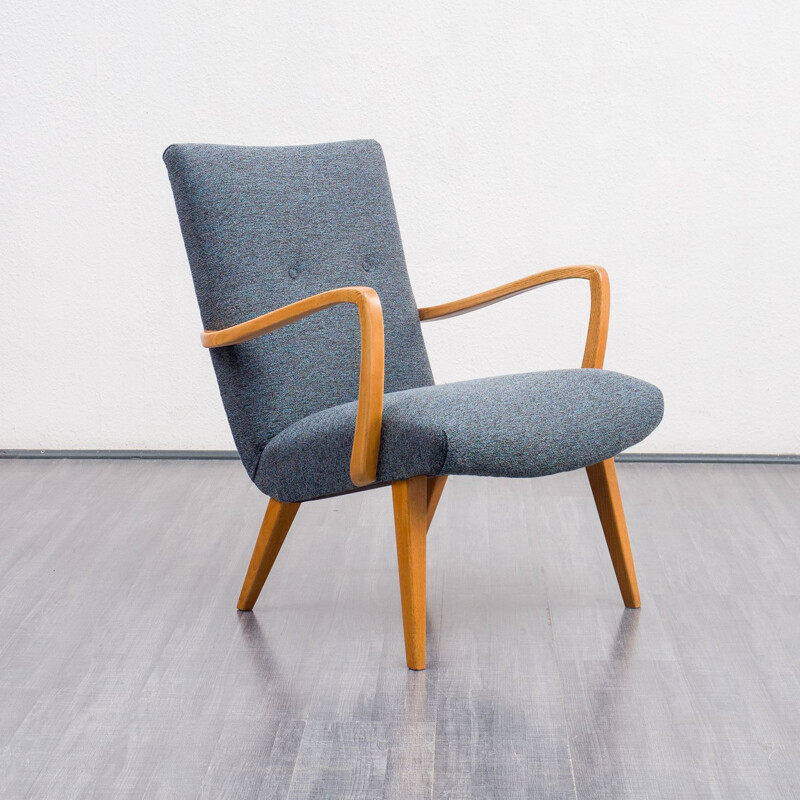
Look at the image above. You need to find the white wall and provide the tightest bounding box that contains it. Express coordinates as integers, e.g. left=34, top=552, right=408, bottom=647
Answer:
left=2, top=1, right=799, bottom=454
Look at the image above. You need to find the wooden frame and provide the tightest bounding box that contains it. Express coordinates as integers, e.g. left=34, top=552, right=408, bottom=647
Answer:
left=418, top=264, right=610, bottom=369
left=202, top=286, right=385, bottom=487
left=237, top=499, right=300, bottom=611
left=206, top=265, right=640, bottom=670
left=392, top=476, right=429, bottom=670
left=416, top=264, right=639, bottom=616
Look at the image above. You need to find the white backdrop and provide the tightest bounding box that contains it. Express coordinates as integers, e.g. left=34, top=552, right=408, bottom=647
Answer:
left=2, top=1, right=798, bottom=453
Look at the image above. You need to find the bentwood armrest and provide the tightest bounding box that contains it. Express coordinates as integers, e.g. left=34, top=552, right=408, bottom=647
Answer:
left=201, top=287, right=385, bottom=487
left=417, top=265, right=610, bottom=369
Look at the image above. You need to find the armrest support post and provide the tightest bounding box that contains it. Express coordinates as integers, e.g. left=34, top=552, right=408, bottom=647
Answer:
left=201, top=287, right=385, bottom=487
left=418, top=265, right=610, bottom=369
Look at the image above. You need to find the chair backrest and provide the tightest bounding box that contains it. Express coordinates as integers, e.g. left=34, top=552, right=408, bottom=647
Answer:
left=164, top=140, right=434, bottom=476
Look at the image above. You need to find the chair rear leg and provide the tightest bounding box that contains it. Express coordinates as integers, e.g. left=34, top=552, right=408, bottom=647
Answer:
left=237, top=498, right=300, bottom=611
left=426, top=475, right=448, bottom=532
left=392, top=476, right=429, bottom=669
left=585, top=458, right=641, bottom=608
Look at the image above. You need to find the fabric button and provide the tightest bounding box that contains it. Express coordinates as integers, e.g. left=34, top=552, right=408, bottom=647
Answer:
left=362, top=257, right=372, bottom=272
left=288, top=267, right=298, bottom=279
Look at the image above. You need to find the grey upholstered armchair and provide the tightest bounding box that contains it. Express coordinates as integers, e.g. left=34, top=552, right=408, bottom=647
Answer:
left=164, top=140, right=663, bottom=670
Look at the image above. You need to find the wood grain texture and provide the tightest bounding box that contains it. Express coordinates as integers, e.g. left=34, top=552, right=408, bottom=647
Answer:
left=418, top=264, right=610, bottom=368
left=200, top=286, right=385, bottom=487
left=585, top=458, right=641, bottom=608
left=3, top=461, right=800, bottom=798
left=391, top=476, right=429, bottom=670
left=237, top=499, right=301, bottom=611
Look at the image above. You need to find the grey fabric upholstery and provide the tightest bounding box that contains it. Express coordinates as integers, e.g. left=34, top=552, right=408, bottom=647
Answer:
left=256, top=369, right=664, bottom=503
left=164, top=138, right=664, bottom=504
left=163, top=140, right=434, bottom=476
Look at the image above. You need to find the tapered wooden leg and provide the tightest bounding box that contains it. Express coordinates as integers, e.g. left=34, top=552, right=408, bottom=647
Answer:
left=426, top=475, right=448, bottom=532
left=392, top=476, right=429, bottom=670
left=237, top=498, right=300, bottom=611
left=586, top=458, right=641, bottom=608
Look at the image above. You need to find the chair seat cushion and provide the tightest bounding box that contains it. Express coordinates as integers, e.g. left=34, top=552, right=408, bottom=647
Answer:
left=253, top=369, right=664, bottom=502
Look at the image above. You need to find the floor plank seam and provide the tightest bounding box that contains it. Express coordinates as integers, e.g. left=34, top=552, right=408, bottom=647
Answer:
left=427, top=553, right=447, bottom=800
left=282, top=725, right=306, bottom=800
left=545, top=601, right=579, bottom=800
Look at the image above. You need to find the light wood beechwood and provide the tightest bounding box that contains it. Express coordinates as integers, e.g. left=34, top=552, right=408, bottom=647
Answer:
left=201, top=265, right=642, bottom=668
left=418, top=264, right=610, bottom=369
left=202, top=286, right=385, bottom=488
left=391, top=476, right=429, bottom=670
left=237, top=499, right=300, bottom=612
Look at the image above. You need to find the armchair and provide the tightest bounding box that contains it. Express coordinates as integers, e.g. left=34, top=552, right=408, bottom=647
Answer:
left=164, top=140, right=663, bottom=670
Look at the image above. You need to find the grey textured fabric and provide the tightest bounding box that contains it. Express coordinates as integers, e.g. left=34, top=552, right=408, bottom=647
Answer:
left=163, top=140, right=434, bottom=476
left=255, top=369, right=664, bottom=503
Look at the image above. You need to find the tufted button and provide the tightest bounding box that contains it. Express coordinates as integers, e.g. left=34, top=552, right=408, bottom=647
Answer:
left=362, top=256, right=373, bottom=272
left=288, top=267, right=298, bottom=279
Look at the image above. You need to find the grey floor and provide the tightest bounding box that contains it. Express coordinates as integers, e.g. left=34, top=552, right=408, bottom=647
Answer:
left=1, top=460, right=799, bottom=799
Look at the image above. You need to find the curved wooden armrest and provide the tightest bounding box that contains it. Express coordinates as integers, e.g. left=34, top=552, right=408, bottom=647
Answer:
left=417, top=265, right=610, bottom=368
left=201, top=287, right=385, bottom=487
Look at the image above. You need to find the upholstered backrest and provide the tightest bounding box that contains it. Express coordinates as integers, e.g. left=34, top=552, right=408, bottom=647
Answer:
left=164, top=140, right=434, bottom=476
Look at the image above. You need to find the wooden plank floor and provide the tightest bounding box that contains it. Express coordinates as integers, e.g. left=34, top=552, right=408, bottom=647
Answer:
left=0, top=460, right=798, bottom=798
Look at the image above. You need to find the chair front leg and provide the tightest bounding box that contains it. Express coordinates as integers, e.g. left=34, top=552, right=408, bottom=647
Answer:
left=585, top=458, right=641, bottom=608
left=237, top=498, right=301, bottom=611
left=391, top=476, right=429, bottom=669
